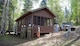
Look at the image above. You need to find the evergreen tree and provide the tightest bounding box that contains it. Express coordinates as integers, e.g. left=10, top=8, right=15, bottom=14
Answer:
left=23, top=0, right=32, bottom=12
left=40, top=0, right=47, bottom=7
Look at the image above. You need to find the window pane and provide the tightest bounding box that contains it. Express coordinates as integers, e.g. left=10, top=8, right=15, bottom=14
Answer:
left=41, top=17, right=44, bottom=26
left=38, top=17, right=40, bottom=25
left=50, top=19, right=53, bottom=26
left=47, top=18, right=50, bottom=26
left=26, top=17, right=29, bottom=26
left=21, top=18, right=25, bottom=25
left=29, top=16, right=32, bottom=24
left=19, top=20, right=21, bottom=26
left=33, top=16, right=36, bottom=25
left=44, top=18, right=47, bottom=26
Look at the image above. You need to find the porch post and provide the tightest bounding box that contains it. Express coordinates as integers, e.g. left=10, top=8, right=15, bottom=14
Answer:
left=32, top=15, right=33, bottom=27
left=31, top=15, right=34, bottom=38
left=53, top=18, right=54, bottom=33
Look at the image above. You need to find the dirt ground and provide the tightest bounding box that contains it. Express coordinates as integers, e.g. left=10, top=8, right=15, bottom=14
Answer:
left=71, top=38, right=80, bottom=46
left=0, top=26, right=80, bottom=46
left=0, top=31, right=78, bottom=46
left=0, top=35, right=28, bottom=46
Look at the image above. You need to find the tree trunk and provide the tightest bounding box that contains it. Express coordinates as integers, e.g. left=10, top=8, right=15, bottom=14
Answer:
left=7, top=0, right=13, bottom=35
left=12, top=8, right=15, bottom=33
left=1, top=0, right=10, bottom=35
left=1, top=0, right=8, bottom=35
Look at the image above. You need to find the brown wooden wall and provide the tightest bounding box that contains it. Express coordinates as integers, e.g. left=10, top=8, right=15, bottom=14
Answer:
left=17, top=15, right=32, bottom=33
left=16, top=9, right=55, bottom=35
left=32, top=26, right=53, bottom=34
left=32, top=10, right=54, bottom=18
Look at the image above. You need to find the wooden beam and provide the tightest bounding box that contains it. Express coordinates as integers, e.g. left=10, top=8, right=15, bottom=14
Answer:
left=36, top=16, right=37, bottom=25
left=49, top=18, right=51, bottom=26
left=40, top=17, right=41, bottom=26
left=32, top=15, right=33, bottom=27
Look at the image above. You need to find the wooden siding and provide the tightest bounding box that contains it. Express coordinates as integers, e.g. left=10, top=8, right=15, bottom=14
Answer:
left=16, top=7, right=55, bottom=37
left=32, top=10, right=53, bottom=18
left=32, top=26, right=53, bottom=34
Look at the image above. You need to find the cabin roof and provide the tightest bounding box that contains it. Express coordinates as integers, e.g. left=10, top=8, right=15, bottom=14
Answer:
left=16, top=7, right=56, bottom=21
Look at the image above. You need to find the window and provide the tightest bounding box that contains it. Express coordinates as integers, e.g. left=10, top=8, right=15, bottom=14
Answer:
left=33, top=16, right=36, bottom=25
left=41, top=17, right=44, bottom=26
left=22, top=19, right=24, bottom=24
left=33, top=16, right=42, bottom=25
left=50, top=19, right=53, bottom=26
left=26, top=16, right=32, bottom=27
left=29, top=16, right=32, bottom=24
left=38, top=17, right=40, bottom=25
left=19, top=20, right=21, bottom=26
left=26, top=17, right=28, bottom=26
left=47, top=18, right=50, bottom=26
left=33, top=16, right=53, bottom=26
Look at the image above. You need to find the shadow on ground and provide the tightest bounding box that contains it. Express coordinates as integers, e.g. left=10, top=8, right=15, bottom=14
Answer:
left=65, top=36, right=80, bottom=46
left=0, top=34, right=39, bottom=46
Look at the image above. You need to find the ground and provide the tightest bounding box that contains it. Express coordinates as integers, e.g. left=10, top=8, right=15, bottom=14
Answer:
left=0, top=26, right=80, bottom=46
left=0, top=35, right=29, bottom=46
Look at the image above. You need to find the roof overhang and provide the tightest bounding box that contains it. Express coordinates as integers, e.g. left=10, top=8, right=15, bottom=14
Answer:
left=16, top=7, right=56, bottom=21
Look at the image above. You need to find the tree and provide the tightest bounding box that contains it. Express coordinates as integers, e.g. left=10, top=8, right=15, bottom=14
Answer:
left=40, top=0, right=47, bottom=7
left=0, top=0, right=17, bottom=35
left=23, top=0, right=33, bottom=13
left=0, top=0, right=4, bottom=31
left=1, top=0, right=8, bottom=35
left=70, top=0, right=80, bottom=25
left=47, top=0, right=64, bottom=25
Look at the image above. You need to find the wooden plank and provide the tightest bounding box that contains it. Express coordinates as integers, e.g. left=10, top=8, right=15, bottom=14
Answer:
left=36, top=16, right=38, bottom=25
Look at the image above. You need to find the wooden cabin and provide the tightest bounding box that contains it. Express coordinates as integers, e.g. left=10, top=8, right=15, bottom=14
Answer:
left=16, top=7, right=56, bottom=38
